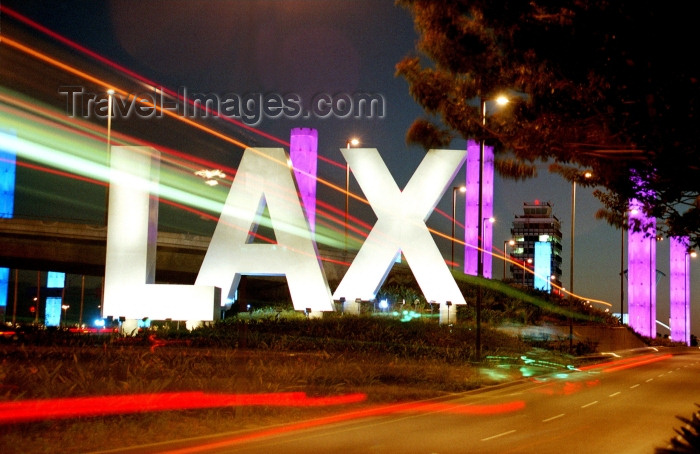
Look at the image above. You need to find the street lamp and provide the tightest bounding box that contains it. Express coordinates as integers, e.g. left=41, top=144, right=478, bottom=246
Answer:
left=345, top=137, right=359, bottom=250
left=451, top=186, right=466, bottom=269
left=34, top=271, right=40, bottom=325
left=570, top=170, right=592, bottom=296
left=106, top=89, right=114, bottom=151
left=475, top=95, right=509, bottom=362
left=523, top=257, right=533, bottom=286
left=104, top=89, right=114, bottom=226
left=620, top=224, right=624, bottom=324
left=569, top=170, right=592, bottom=352
left=61, top=304, right=70, bottom=327
left=685, top=249, right=696, bottom=345
left=478, top=216, right=496, bottom=275
left=503, top=239, right=515, bottom=280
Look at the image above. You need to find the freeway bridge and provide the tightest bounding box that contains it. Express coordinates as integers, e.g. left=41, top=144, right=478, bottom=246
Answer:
left=0, top=217, right=351, bottom=285
left=0, top=217, right=210, bottom=283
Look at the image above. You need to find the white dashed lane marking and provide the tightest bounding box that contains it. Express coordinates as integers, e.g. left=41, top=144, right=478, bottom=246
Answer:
left=481, top=430, right=516, bottom=442
left=542, top=414, right=565, bottom=422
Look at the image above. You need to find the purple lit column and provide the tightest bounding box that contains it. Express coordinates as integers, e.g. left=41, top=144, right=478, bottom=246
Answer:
left=627, top=198, right=656, bottom=338
left=289, top=128, right=318, bottom=234
left=464, top=139, right=494, bottom=277
left=670, top=236, right=690, bottom=345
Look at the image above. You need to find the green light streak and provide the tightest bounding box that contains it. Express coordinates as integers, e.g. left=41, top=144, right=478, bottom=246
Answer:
left=453, top=272, right=602, bottom=322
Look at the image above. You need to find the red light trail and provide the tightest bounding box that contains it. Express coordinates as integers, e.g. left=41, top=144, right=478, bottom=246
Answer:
left=0, top=391, right=368, bottom=424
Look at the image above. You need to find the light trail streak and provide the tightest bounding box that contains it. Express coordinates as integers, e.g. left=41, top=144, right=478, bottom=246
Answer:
left=0, top=88, right=239, bottom=185
left=1, top=35, right=376, bottom=249
left=3, top=24, right=436, bottom=256
left=577, top=353, right=672, bottom=373
left=8, top=93, right=606, bottom=306
left=0, top=4, right=289, bottom=148
left=158, top=399, right=526, bottom=454
left=1, top=35, right=253, bottom=151
left=0, top=391, right=368, bottom=424
left=2, top=11, right=613, bottom=309
left=0, top=92, right=365, bottom=252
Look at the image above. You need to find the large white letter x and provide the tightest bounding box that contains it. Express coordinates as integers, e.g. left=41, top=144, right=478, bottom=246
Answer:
left=332, top=148, right=467, bottom=305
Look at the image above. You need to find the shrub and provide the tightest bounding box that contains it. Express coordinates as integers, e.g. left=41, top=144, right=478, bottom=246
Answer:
left=656, top=404, right=700, bottom=453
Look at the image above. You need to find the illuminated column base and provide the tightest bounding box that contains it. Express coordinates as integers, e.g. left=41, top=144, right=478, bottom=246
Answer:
left=120, top=319, right=139, bottom=337
left=307, top=311, right=323, bottom=319
left=439, top=303, right=456, bottom=325
left=343, top=300, right=361, bottom=315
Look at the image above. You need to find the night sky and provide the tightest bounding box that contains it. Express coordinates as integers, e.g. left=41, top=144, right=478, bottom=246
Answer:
left=1, top=1, right=694, bottom=334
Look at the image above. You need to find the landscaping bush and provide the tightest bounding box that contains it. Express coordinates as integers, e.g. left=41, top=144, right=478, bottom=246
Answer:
left=656, top=404, right=700, bottom=453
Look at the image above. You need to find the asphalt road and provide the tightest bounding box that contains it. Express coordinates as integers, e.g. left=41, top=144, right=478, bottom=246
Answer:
left=104, top=349, right=700, bottom=454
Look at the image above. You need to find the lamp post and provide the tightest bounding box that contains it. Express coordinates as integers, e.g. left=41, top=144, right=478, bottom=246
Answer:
left=79, top=275, right=85, bottom=328
left=61, top=304, right=70, bottom=327
left=503, top=239, right=515, bottom=280
left=475, top=95, right=508, bottom=362
left=479, top=216, right=495, bottom=275
left=523, top=257, right=533, bottom=286
left=569, top=171, right=592, bottom=296
left=12, top=269, right=18, bottom=326
left=686, top=250, right=697, bottom=345
left=620, top=221, right=627, bottom=324
left=569, top=170, right=591, bottom=352
left=106, top=89, right=114, bottom=152
left=451, top=186, right=466, bottom=269
left=104, top=89, right=114, bottom=226
left=479, top=216, right=495, bottom=274
left=345, top=137, right=359, bottom=250
left=650, top=235, right=656, bottom=337
left=34, top=271, right=40, bottom=325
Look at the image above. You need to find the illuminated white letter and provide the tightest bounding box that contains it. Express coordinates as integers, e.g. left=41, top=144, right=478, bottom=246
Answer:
left=103, top=146, right=220, bottom=321
left=196, top=147, right=334, bottom=313
left=332, top=148, right=467, bottom=305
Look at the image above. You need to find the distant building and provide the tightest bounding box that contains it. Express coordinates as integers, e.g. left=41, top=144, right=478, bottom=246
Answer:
left=509, top=201, right=563, bottom=292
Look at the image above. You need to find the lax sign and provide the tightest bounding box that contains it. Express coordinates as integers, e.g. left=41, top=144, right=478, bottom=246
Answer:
left=102, top=146, right=467, bottom=321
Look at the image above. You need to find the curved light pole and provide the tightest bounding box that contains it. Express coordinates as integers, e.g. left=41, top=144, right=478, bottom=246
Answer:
left=451, top=185, right=466, bottom=269
left=345, top=137, right=359, bottom=251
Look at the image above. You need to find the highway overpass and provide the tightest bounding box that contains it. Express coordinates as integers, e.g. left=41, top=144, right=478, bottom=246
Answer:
left=0, top=217, right=352, bottom=285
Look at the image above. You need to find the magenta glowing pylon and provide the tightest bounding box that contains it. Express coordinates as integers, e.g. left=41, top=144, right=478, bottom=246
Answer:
left=464, top=140, right=494, bottom=277
left=627, top=198, right=656, bottom=338
left=289, top=128, right=318, bottom=234
left=669, top=236, right=690, bottom=345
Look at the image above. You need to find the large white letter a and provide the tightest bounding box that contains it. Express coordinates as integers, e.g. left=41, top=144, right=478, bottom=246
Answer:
left=196, top=148, right=334, bottom=313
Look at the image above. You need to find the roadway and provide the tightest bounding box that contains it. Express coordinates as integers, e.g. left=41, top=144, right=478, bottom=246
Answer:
left=102, top=349, right=700, bottom=454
